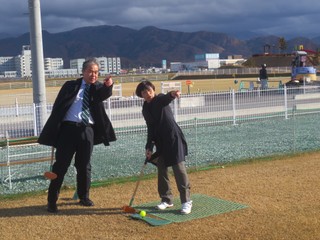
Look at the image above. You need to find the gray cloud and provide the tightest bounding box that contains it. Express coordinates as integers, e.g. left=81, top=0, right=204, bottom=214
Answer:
left=1, top=0, right=319, bottom=39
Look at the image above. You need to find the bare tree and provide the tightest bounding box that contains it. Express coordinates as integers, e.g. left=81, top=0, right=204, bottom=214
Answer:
left=278, top=37, right=287, bottom=53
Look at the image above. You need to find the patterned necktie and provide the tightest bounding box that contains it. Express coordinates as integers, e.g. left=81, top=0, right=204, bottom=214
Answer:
left=81, top=84, right=90, bottom=125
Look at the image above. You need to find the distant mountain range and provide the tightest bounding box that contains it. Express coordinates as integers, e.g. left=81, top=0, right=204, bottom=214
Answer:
left=0, top=25, right=319, bottom=68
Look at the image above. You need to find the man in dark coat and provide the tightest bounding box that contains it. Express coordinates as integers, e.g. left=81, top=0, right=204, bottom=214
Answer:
left=38, top=58, right=116, bottom=213
left=259, top=63, right=268, bottom=89
left=135, top=80, right=192, bottom=214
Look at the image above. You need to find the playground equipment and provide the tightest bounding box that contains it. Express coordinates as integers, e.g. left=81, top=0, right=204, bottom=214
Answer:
left=290, top=47, right=318, bottom=83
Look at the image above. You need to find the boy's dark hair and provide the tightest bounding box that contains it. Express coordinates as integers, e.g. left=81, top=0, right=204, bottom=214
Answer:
left=135, top=80, right=155, bottom=98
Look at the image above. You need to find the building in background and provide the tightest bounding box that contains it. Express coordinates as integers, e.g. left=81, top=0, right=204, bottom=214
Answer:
left=195, top=53, right=220, bottom=69
left=104, top=57, right=121, bottom=75
left=15, top=45, right=32, bottom=78
left=0, top=46, right=122, bottom=79
left=70, top=57, right=121, bottom=75
left=70, top=58, right=85, bottom=74
left=220, top=55, right=246, bottom=66
left=170, top=53, right=245, bottom=72
left=162, top=59, right=167, bottom=70
left=44, top=58, right=64, bottom=71
left=0, top=56, right=16, bottom=78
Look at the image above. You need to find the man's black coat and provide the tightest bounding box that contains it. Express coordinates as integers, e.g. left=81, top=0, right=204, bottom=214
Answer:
left=38, top=78, right=116, bottom=147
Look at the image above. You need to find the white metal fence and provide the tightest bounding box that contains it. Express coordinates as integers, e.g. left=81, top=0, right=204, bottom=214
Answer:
left=173, top=67, right=293, bottom=77
left=1, top=85, right=320, bottom=193
left=1, top=85, right=320, bottom=139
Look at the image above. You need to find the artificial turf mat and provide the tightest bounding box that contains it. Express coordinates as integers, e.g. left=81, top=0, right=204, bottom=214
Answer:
left=130, top=213, right=172, bottom=226
left=134, top=193, right=248, bottom=223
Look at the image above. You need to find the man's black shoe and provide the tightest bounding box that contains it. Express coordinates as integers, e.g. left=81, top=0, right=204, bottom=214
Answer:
left=47, top=202, right=58, bottom=213
left=79, top=198, right=94, bottom=206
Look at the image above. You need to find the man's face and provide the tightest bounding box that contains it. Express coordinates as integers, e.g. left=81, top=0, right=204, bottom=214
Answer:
left=83, top=64, right=99, bottom=84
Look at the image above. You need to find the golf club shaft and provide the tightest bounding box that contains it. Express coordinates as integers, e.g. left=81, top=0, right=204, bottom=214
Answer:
left=50, top=146, right=54, bottom=170
left=129, top=162, right=147, bottom=206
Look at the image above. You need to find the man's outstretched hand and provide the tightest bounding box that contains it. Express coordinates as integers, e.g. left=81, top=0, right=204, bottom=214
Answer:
left=104, top=76, right=113, bottom=87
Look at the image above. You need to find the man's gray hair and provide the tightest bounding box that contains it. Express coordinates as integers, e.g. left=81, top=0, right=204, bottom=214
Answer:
left=82, top=58, right=100, bottom=73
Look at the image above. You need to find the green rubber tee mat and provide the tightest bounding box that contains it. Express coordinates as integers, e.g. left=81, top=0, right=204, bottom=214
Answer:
left=130, top=213, right=172, bottom=226
left=135, top=194, right=248, bottom=223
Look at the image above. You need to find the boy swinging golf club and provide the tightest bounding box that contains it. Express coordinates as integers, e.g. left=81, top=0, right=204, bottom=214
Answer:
left=135, top=80, right=192, bottom=214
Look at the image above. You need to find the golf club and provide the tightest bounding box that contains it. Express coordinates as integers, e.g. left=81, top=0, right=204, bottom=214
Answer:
left=122, top=159, right=148, bottom=213
left=44, top=146, right=57, bottom=180
left=72, top=165, right=78, bottom=200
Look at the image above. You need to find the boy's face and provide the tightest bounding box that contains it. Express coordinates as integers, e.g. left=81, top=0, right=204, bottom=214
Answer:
left=141, top=88, right=155, bottom=103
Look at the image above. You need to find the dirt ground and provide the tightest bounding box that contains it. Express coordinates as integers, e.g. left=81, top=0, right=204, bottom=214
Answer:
left=0, top=152, right=319, bottom=240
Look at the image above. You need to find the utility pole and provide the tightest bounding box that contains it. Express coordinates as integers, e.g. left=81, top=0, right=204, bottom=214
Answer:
left=28, top=0, right=47, bottom=135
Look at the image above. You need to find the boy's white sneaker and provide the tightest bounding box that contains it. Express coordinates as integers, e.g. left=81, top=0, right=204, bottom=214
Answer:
left=181, top=200, right=193, bottom=214
left=156, top=202, right=174, bottom=210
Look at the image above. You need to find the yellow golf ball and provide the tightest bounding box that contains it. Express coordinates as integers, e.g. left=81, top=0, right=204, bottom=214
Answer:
left=140, top=210, right=146, bottom=217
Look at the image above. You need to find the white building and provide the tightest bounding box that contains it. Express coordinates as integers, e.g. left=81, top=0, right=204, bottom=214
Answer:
left=0, top=56, right=16, bottom=78
left=98, top=57, right=121, bottom=74
left=45, top=68, right=78, bottom=78
left=44, top=58, right=64, bottom=70
left=0, top=45, right=122, bottom=78
left=97, top=57, right=108, bottom=73
left=70, top=57, right=121, bottom=75
left=220, top=55, right=246, bottom=66
left=15, top=45, right=32, bottom=78
left=0, top=56, right=15, bottom=72
left=110, top=57, right=121, bottom=74
left=15, top=46, right=66, bottom=78
left=170, top=53, right=220, bottom=72
left=170, top=53, right=245, bottom=72
left=70, top=58, right=85, bottom=74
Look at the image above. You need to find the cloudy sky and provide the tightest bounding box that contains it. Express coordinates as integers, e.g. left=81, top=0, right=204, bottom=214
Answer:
left=1, top=0, right=319, bottom=39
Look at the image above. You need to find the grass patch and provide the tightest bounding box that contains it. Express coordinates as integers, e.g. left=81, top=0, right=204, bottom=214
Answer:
left=1, top=150, right=319, bottom=201
left=188, top=149, right=320, bottom=173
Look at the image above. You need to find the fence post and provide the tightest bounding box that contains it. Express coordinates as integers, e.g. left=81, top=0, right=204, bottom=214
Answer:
left=173, top=98, right=178, bottom=121
left=194, top=117, right=198, bottom=170
left=284, top=85, right=288, bottom=120
left=107, top=98, right=112, bottom=121
left=292, top=107, right=296, bottom=153
left=5, top=131, right=12, bottom=190
left=32, top=103, right=38, bottom=136
left=15, top=98, right=19, bottom=117
left=232, top=89, right=236, bottom=125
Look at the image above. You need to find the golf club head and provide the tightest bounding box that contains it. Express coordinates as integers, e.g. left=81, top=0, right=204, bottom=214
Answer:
left=122, top=205, right=136, bottom=213
left=44, top=171, right=57, bottom=180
